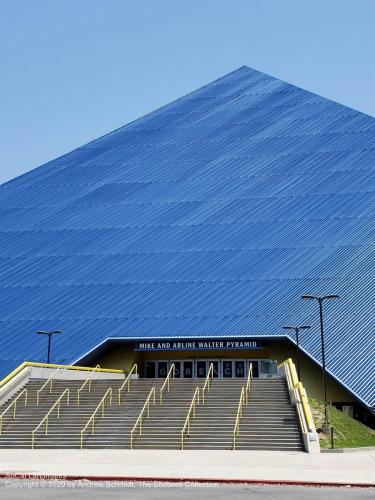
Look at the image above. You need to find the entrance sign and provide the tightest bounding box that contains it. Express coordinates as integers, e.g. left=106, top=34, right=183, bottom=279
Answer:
left=135, top=338, right=261, bottom=351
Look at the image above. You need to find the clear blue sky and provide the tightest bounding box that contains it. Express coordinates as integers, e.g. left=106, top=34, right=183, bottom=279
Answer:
left=1, top=0, right=374, bottom=184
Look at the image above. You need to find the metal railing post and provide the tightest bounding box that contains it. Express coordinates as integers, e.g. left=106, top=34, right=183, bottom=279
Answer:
left=77, top=365, right=101, bottom=405
left=37, top=368, right=61, bottom=406
left=32, top=388, right=69, bottom=448
left=246, top=362, right=253, bottom=403
left=160, top=364, right=175, bottom=404
left=202, top=364, right=214, bottom=404
left=118, top=364, right=138, bottom=404
left=129, top=387, right=156, bottom=449
left=233, top=387, right=245, bottom=450
left=80, top=387, right=112, bottom=449
left=180, top=387, right=200, bottom=450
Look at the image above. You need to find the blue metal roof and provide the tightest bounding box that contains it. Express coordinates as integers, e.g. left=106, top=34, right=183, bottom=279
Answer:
left=0, top=66, right=374, bottom=408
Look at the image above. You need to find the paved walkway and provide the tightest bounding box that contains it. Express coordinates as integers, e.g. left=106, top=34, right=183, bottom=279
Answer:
left=0, top=449, right=374, bottom=486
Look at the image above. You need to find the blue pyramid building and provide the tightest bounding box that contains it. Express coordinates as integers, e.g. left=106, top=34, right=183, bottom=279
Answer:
left=0, top=66, right=374, bottom=411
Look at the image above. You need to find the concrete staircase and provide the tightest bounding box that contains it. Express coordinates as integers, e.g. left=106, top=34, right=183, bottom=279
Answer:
left=0, top=377, right=173, bottom=449
left=132, top=379, right=204, bottom=449
left=183, top=379, right=244, bottom=450
left=0, top=376, right=304, bottom=451
left=83, top=378, right=163, bottom=449
left=0, top=378, right=125, bottom=448
left=235, top=379, right=304, bottom=451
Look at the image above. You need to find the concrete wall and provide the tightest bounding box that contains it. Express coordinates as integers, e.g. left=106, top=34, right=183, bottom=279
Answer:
left=96, top=345, right=138, bottom=374
left=0, top=366, right=31, bottom=406
left=30, top=366, right=125, bottom=380
left=94, top=340, right=356, bottom=404
left=0, top=366, right=125, bottom=407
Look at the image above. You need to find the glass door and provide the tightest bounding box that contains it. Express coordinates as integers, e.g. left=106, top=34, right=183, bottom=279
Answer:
left=260, top=360, right=275, bottom=378
left=157, top=361, right=168, bottom=378
left=222, top=360, right=233, bottom=378
left=259, top=360, right=278, bottom=378
left=145, top=361, right=156, bottom=378
left=209, top=360, right=220, bottom=378
left=170, top=361, right=181, bottom=378
left=234, top=360, right=246, bottom=378
left=251, top=360, right=259, bottom=378
left=183, top=360, right=194, bottom=378
left=270, top=360, right=278, bottom=378
left=196, top=360, right=207, bottom=378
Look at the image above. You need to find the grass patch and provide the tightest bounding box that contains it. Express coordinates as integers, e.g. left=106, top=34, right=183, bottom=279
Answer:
left=309, top=399, right=375, bottom=449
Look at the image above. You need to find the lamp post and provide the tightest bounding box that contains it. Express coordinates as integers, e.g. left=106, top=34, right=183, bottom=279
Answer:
left=36, top=330, right=63, bottom=364
left=301, top=294, right=339, bottom=431
left=282, top=325, right=311, bottom=380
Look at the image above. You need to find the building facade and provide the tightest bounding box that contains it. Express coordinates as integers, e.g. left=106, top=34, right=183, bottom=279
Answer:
left=0, top=66, right=374, bottom=426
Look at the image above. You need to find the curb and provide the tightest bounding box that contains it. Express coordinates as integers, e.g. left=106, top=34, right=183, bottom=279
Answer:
left=321, top=446, right=375, bottom=453
left=0, top=474, right=374, bottom=488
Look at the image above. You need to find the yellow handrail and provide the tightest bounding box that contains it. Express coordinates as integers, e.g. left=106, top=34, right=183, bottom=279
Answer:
left=245, top=362, right=253, bottom=403
left=201, top=363, right=214, bottom=404
left=289, top=361, right=299, bottom=388
left=0, top=388, right=28, bottom=435
left=233, top=387, right=245, bottom=450
left=160, top=363, right=175, bottom=404
left=130, top=387, right=156, bottom=449
left=32, top=388, right=70, bottom=449
left=0, top=361, right=124, bottom=390
left=118, top=364, right=138, bottom=404
left=181, top=387, right=200, bottom=450
left=80, top=387, right=112, bottom=449
left=297, top=383, right=314, bottom=432
left=278, top=358, right=314, bottom=432
left=36, top=368, right=61, bottom=406
left=77, top=365, right=101, bottom=405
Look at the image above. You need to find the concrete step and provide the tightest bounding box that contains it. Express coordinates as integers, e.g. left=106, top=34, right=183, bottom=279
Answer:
left=0, top=377, right=304, bottom=451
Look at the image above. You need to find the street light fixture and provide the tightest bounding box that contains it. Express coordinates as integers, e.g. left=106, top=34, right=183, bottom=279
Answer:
left=36, top=330, right=63, bottom=364
left=282, top=325, right=311, bottom=380
left=301, top=294, right=339, bottom=431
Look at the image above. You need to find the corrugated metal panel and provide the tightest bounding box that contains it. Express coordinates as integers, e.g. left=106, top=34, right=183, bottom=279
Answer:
left=0, top=66, right=374, bottom=408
